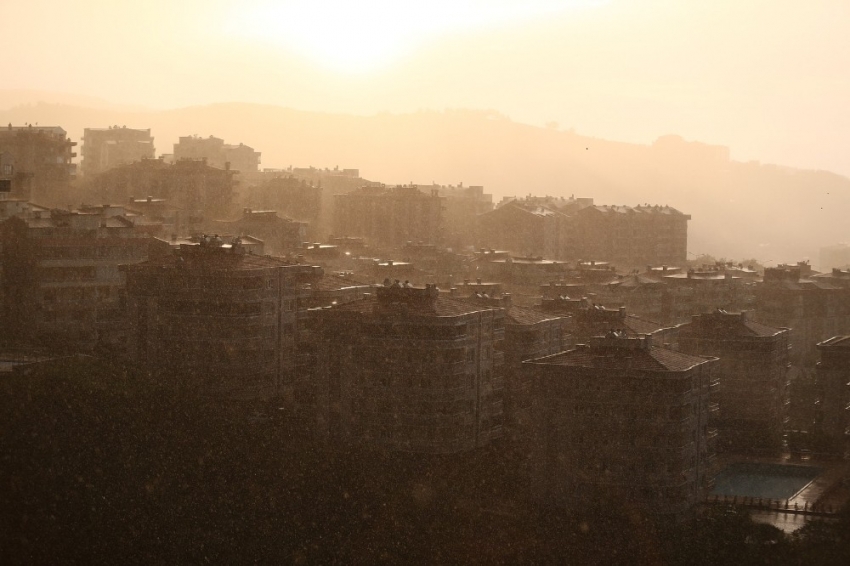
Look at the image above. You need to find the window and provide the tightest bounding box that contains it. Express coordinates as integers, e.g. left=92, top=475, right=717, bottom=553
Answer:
left=2, top=164, right=12, bottom=175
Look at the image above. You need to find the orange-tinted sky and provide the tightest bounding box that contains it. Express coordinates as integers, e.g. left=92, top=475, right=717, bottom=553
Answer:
left=4, top=0, right=849, bottom=176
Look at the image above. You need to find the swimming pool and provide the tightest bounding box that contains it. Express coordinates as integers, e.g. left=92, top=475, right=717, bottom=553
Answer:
left=711, top=462, right=823, bottom=501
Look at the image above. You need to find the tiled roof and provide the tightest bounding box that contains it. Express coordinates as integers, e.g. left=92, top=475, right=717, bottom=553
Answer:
left=528, top=345, right=711, bottom=372
left=330, top=295, right=498, bottom=318
left=818, top=336, right=850, bottom=349
left=743, top=320, right=787, bottom=337
left=607, top=274, right=663, bottom=288
left=505, top=305, right=563, bottom=326
left=133, top=250, right=294, bottom=271
left=625, top=315, right=668, bottom=335
left=311, top=273, right=375, bottom=292
left=680, top=312, right=787, bottom=338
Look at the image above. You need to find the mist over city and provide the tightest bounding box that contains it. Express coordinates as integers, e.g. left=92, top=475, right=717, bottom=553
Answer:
left=2, top=1, right=850, bottom=563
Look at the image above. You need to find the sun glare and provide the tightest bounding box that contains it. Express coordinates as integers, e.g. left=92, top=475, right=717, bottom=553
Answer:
left=226, top=0, right=608, bottom=74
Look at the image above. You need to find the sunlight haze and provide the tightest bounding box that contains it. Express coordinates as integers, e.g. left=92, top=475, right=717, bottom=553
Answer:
left=2, top=0, right=848, bottom=175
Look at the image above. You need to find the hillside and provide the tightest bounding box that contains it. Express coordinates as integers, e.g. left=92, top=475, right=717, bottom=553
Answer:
left=2, top=99, right=847, bottom=265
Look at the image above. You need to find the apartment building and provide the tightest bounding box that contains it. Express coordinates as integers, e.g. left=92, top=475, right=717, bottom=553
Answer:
left=0, top=206, right=158, bottom=353
left=333, top=185, right=444, bottom=248
left=315, top=283, right=505, bottom=453
left=678, top=310, right=790, bottom=452
left=0, top=125, right=76, bottom=202
left=81, top=126, right=154, bottom=177
left=524, top=333, right=718, bottom=516
left=173, top=135, right=261, bottom=173
left=815, top=336, right=850, bottom=453
left=123, top=238, right=321, bottom=401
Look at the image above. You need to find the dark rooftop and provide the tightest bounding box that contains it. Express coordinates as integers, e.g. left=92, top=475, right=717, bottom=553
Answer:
left=527, top=334, right=713, bottom=372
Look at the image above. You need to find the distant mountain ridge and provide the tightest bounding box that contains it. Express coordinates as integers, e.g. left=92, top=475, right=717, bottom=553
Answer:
left=1, top=98, right=847, bottom=266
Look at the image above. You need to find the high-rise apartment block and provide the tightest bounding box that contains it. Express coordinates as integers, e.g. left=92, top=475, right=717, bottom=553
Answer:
left=678, top=310, right=790, bottom=452
left=173, top=135, right=261, bottom=173
left=525, top=333, right=718, bottom=516
left=0, top=206, right=158, bottom=353
left=815, top=336, right=850, bottom=452
left=0, top=125, right=77, bottom=202
left=333, top=185, right=443, bottom=248
left=81, top=126, right=154, bottom=177
left=315, top=284, right=505, bottom=453
left=123, top=238, right=321, bottom=400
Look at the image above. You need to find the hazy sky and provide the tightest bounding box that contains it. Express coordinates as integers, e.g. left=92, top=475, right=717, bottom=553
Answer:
left=4, top=0, right=850, bottom=176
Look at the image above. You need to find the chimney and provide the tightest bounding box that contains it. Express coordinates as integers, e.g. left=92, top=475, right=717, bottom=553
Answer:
left=502, top=293, right=512, bottom=307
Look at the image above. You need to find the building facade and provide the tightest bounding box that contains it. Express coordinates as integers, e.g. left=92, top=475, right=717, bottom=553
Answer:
left=476, top=199, right=569, bottom=260
left=84, top=157, right=237, bottom=221
left=0, top=125, right=76, bottom=203
left=123, top=239, right=321, bottom=400
left=173, top=135, right=261, bottom=173
left=755, top=263, right=850, bottom=367
left=815, top=336, right=850, bottom=453
left=466, top=293, right=565, bottom=439
left=241, top=176, right=321, bottom=230
left=0, top=206, right=158, bottom=353
left=573, top=205, right=690, bottom=268
left=332, top=185, right=444, bottom=248
left=678, top=310, right=790, bottom=452
left=315, top=284, right=505, bottom=453
left=525, top=333, right=718, bottom=516
left=81, top=126, right=154, bottom=177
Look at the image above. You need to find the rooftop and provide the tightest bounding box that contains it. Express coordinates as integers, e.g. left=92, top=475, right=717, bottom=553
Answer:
left=331, top=287, right=498, bottom=318
left=684, top=309, right=788, bottom=338
left=132, top=237, right=298, bottom=272
left=527, top=334, right=714, bottom=372
left=817, top=336, right=850, bottom=349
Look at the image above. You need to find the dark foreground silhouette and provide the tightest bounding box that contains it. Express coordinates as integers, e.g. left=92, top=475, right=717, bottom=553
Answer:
left=1, top=357, right=848, bottom=564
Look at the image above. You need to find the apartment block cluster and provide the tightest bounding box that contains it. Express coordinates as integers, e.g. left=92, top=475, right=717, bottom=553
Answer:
left=1, top=122, right=848, bottom=520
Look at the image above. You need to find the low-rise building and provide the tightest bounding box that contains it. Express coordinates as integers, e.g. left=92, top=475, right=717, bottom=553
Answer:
left=524, top=333, right=718, bottom=516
